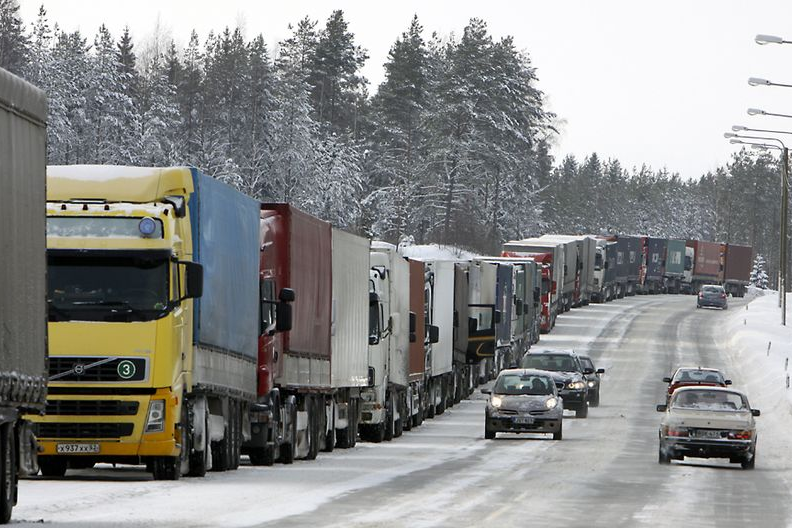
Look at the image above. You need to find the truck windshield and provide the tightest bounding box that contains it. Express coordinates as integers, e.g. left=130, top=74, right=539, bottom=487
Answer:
left=684, top=255, right=693, bottom=271
left=594, top=253, right=603, bottom=271
left=48, top=250, right=170, bottom=322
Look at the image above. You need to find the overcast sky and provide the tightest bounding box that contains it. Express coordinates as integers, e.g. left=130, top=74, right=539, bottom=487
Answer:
left=18, top=0, right=792, bottom=179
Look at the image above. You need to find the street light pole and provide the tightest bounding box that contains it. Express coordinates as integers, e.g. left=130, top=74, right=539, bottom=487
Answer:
left=727, top=135, right=788, bottom=324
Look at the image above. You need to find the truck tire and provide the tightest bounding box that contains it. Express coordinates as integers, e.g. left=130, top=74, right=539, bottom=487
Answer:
left=279, top=405, right=297, bottom=464
left=322, top=398, right=335, bottom=453
left=0, top=423, right=16, bottom=524
left=188, top=404, right=209, bottom=476
left=384, top=395, right=394, bottom=442
left=229, top=401, right=241, bottom=470
left=152, top=456, right=180, bottom=480
left=248, top=447, right=275, bottom=466
left=306, top=397, right=320, bottom=460
left=336, top=399, right=357, bottom=449
left=38, top=456, right=67, bottom=478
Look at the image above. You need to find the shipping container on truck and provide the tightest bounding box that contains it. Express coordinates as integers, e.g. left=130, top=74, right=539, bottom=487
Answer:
left=360, top=242, right=410, bottom=442
left=503, top=239, right=564, bottom=324
left=591, top=238, right=617, bottom=302
left=625, top=236, right=642, bottom=296
left=452, top=262, right=474, bottom=403
left=540, top=235, right=597, bottom=305
left=722, top=244, right=752, bottom=297
left=253, top=204, right=335, bottom=464
left=405, top=258, right=435, bottom=428
left=686, top=240, right=721, bottom=292
left=0, top=67, right=48, bottom=523
left=643, top=238, right=667, bottom=294
left=37, top=166, right=255, bottom=481
left=467, top=259, right=500, bottom=383
left=482, top=257, right=540, bottom=357
left=425, top=260, right=456, bottom=416
left=664, top=239, right=686, bottom=294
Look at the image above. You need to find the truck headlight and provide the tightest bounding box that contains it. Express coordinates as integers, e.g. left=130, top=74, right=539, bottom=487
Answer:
left=145, top=399, right=165, bottom=433
left=567, top=381, right=586, bottom=390
left=491, top=396, right=503, bottom=408
left=545, top=397, right=558, bottom=409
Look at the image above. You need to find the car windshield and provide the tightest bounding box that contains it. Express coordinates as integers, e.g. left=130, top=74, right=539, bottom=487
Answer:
left=702, top=286, right=723, bottom=294
left=673, top=369, right=724, bottom=384
left=521, top=354, right=577, bottom=372
left=494, top=374, right=554, bottom=396
left=672, top=390, right=748, bottom=411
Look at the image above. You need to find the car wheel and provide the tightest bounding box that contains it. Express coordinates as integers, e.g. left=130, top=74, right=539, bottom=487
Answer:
left=696, top=304, right=701, bottom=309
left=575, top=404, right=588, bottom=418
left=723, top=305, right=728, bottom=310
left=552, top=423, right=562, bottom=441
left=589, top=391, right=600, bottom=407
left=658, top=442, right=671, bottom=465
left=741, top=449, right=756, bottom=470
left=484, top=425, right=496, bottom=440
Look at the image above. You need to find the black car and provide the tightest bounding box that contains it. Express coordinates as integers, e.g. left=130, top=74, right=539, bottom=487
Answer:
left=520, top=349, right=589, bottom=418
left=578, top=355, right=605, bottom=407
left=697, top=284, right=728, bottom=310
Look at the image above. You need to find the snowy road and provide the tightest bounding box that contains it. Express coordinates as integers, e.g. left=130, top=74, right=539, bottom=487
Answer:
left=13, top=295, right=792, bottom=527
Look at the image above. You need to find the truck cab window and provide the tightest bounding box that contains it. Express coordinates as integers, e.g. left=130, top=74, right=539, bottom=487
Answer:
left=260, top=278, right=276, bottom=333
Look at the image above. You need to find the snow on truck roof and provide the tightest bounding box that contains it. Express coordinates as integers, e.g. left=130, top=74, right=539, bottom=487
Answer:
left=47, top=165, right=194, bottom=203
left=398, top=244, right=478, bottom=261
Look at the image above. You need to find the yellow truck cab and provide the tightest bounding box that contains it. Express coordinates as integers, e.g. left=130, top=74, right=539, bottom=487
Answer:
left=32, top=165, right=259, bottom=480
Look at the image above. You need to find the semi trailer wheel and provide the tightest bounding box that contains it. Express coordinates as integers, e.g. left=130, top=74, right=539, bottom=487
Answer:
left=0, top=423, right=16, bottom=524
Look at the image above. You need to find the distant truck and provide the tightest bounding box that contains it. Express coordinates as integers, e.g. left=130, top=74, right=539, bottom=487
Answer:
left=37, top=166, right=255, bottom=480
left=722, top=244, right=752, bottom=297
left=686, top=240, right=721, bottom=293
left=0, top=67, right=48, bottom=523
left=642, top=238, right=667, bottom=294
left=664, top=239, right=686, bottom=294
left=540, top=235, right=597, bottom=306
left=503, top=239, right=565, bottom=326
left=592, top=238, right=617, bottom=302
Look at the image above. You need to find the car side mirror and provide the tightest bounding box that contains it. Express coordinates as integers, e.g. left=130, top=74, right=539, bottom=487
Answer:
left=596, top=368, right=605, bottom=374
left=583, top=368, right=594, bottom=375
left=656, top=404, right=667, bottom=412
left=481, top=388, right=491, bottom=395
left=662, top=377, right=672, bottom=383
left=428, top=325, right=440, bottom=344
left=725, top=379, right=732, bottom=385
left=752, top=409, right=761, bottom=417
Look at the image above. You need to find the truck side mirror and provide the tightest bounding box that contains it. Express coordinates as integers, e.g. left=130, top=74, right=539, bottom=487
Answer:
left=276, top=302, right=292, bottom=332
left=515, top=301, right=523, bottom=316
left=182, top=262, right=204, bottom=300
left=428, top=325, right=440, bottom=344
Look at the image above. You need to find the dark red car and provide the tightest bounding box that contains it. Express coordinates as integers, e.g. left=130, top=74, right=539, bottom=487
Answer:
left=663, top=367, right=732, bottom=403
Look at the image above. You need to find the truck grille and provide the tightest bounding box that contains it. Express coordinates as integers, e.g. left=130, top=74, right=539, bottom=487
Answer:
left=49, top=357, right=147, bottom=383
left=35, top=422, right=134, bottom=439
left=45, top=400, right=139, bottom=416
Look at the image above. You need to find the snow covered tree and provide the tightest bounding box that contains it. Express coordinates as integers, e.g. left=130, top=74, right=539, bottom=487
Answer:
left=751, top=255, right=769, bottom=290
left=0, top=0, right=28, bottom=75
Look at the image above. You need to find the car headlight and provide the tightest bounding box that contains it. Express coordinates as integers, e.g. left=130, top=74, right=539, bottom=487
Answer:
left=491, top=396, right=503, bottom=408
left=545, top=397, right=558, bottom=409
left=588, top=380, right=596, bottom=388
left=145, top=399, right=165, bottom=433
left=567, top=381, right=586, bottom=390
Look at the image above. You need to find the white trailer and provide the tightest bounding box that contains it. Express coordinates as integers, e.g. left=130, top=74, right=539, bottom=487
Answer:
left=329, top=228, right=370, bottom=449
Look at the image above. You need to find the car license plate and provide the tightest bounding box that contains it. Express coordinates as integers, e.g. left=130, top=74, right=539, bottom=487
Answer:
left=514, top=416, right=534, bottom=425
left=56, top=443, right=100, bottom=454
left=693, top=430, right=721, bottom=439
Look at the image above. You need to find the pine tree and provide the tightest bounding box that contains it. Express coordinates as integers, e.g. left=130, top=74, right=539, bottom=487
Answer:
left=751, top=255, right=769, bottom=290
left=0, top=0, right=29, bottom=75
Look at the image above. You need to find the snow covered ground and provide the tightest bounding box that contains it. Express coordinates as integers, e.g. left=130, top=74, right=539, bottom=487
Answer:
left=12, top=293, right=792, bottom=527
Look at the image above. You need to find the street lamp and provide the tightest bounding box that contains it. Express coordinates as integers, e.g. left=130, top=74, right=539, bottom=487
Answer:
left=748, top=77, right=792, bottom=88
left=747, top=108, right=792, bottom=119
left=756, top=34, right=792, bottom=45
left=731, top=125, right=792, bottom=135
left=726, top=132, right=789, bottom=324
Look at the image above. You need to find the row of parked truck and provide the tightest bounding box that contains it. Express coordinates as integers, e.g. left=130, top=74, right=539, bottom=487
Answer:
left=0, top=67, right=754, bottom=523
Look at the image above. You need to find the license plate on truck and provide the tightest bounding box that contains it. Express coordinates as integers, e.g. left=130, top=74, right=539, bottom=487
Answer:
left=514, top=416, right=534, bottom=425
left=56, top=443, right=100, bottom=454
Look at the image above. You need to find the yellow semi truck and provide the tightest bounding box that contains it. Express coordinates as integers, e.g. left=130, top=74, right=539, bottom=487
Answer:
left=31, top=166, right=260, bottom=480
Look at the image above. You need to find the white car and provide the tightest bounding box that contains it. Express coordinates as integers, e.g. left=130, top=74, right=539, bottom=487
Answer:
left=657, top=386, right=760, bottom=469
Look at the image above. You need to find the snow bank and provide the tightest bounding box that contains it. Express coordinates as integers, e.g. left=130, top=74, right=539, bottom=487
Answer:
left=722, top=289, right=792, bottom=472
left=398, top=243, right=479, bottom=261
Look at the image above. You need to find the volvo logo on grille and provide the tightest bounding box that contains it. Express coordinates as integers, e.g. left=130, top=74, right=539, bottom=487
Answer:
left=73, top=363, right=85, bottom=375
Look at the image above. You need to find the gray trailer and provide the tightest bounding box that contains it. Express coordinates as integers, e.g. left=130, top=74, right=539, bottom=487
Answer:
left=664, top=239, right=686, bottom=294
left=643, top=238, right=667, bottom=294
left=0, top=68, right=48, bottom=523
